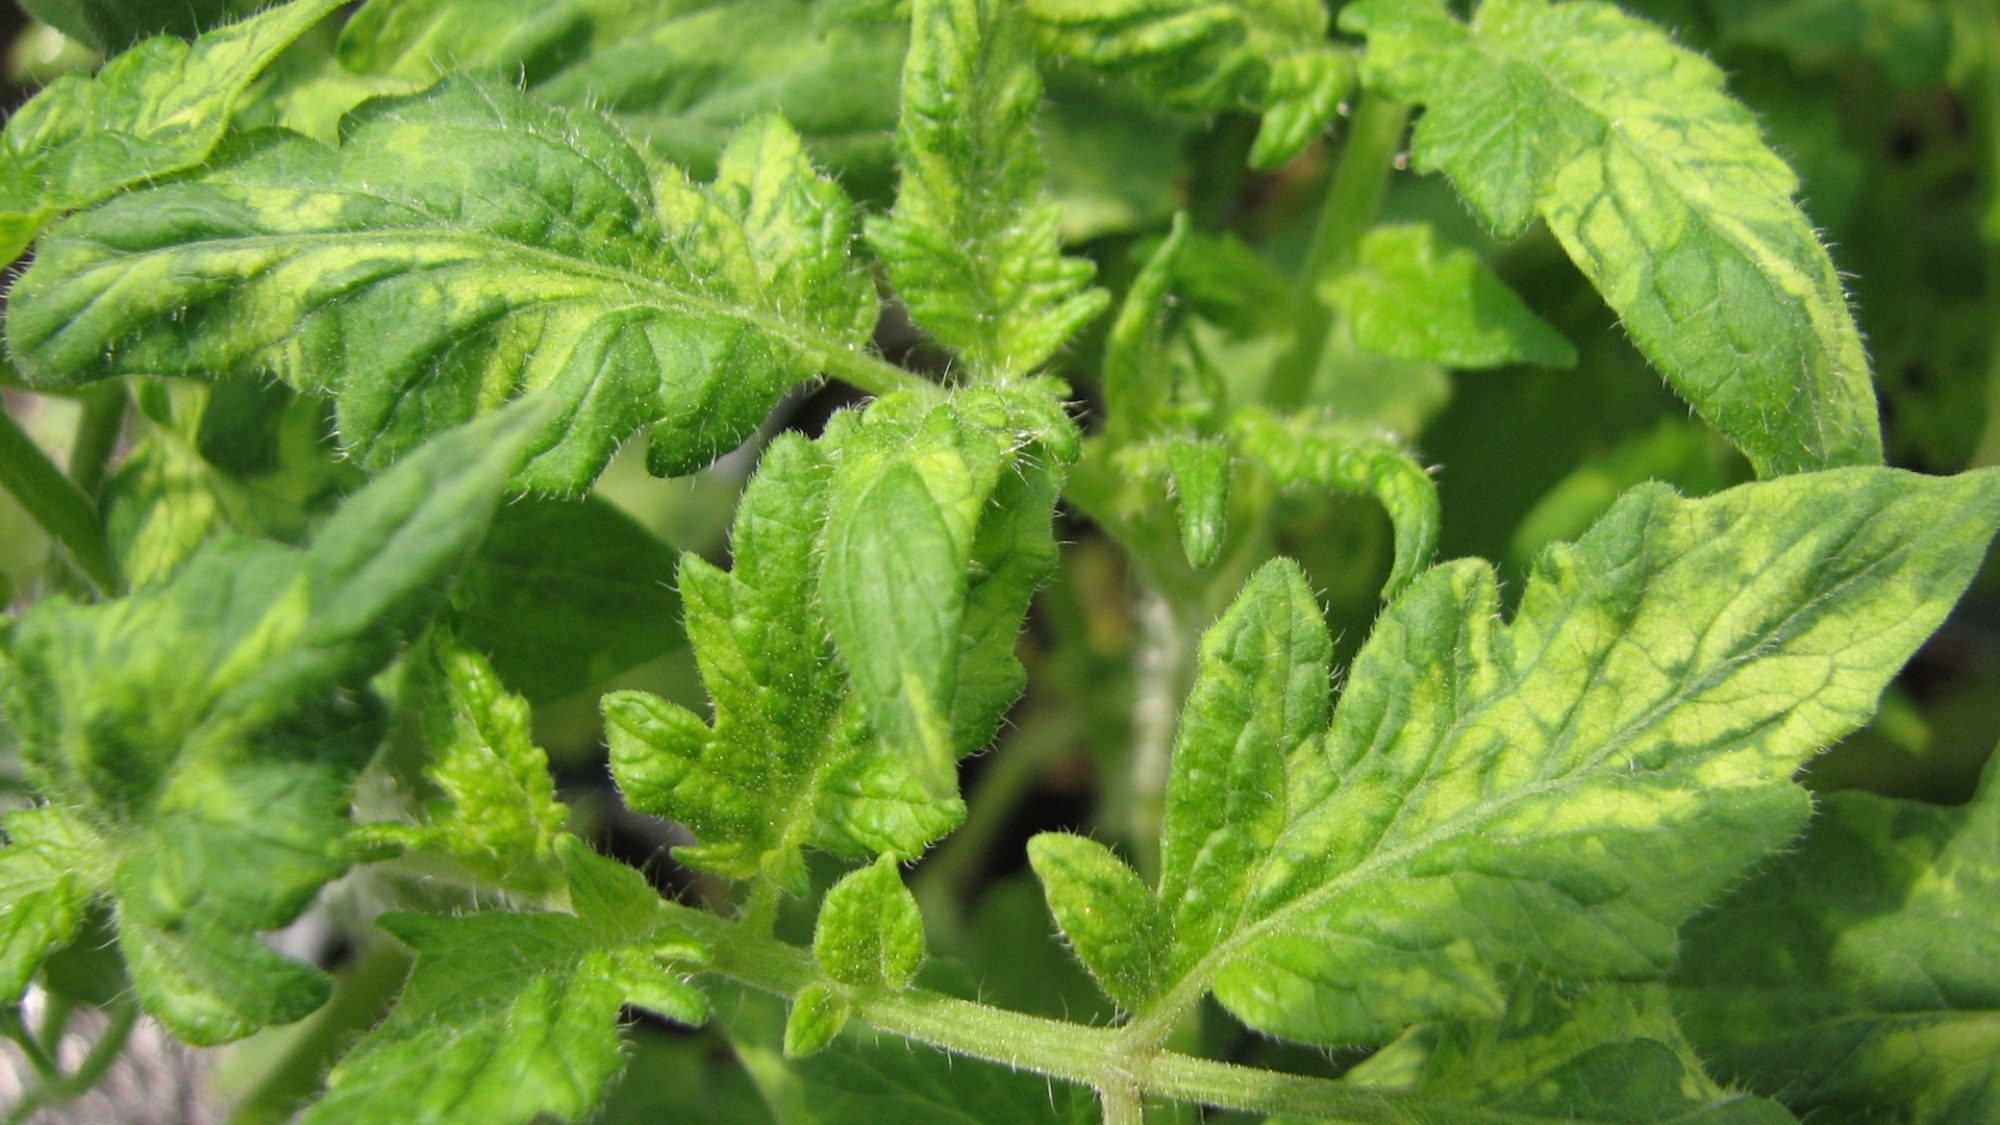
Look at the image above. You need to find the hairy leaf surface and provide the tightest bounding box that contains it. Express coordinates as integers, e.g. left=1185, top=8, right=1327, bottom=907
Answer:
left=1023, top=0, right=1352, bottom=168
left=1326, top=223, right=1576, bottom=369
left=7, top=78, right=877, bottom=491
left=1036, top=468, right=2000, bottom=1046
left=867, top=0, right=1108, bottom=379
left=813, top=855, right=926, bottom=989
left=1673, top=755, right=2000, bottom=1121
left=0, top=403, right=549, bottom=1042
left=305, top=839, right=707, bottom=1124
left=1342, top=0, right=1880, bottom=476
left=0, top=0, right=344, bottom=263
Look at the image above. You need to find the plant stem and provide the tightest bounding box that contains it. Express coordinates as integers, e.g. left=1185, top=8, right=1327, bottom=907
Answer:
left=817, top=343, right=933, bottom=398
left=3, top=999, right=140, bottom=1125
left=1125, top=588, right=1200, bottom=885
left=0, top=400, right=122, bottom=595
left=66, top=383, right=126, bottom=497
left=1966, top=0, right=2000, bottom=469
left=664, top=899, right=1418, bottom=1121
left=1265, top=94, right=1411, bottom=413
left=225, top=941, right=413, bottom=1125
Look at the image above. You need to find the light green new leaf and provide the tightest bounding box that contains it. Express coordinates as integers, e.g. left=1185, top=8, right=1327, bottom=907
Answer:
left=1167, top=437, right=1231, bottom=568
left=305, top=838, right=708, bottom=1125
left=1026, top=833, right=1165, bottom=1013
left=1327, top=979, right=1794, bottom=1124
left=604, top=432, right=957, bottom=894
left=814, top=855, right=926, bottom=990
left=784, top=982, right=853, bottom=1059
left=6, top=78, right=878, bottom=491
left=1230, top=407, right=1438, bottom=597
left=1039, top=468, right=2000, bottom=1047
left=820, top=386, right=1080, bottom=803
left=1326, top=223, right=1576, bottom=369
left=0, top=402, right=549, bottom=1043
left=0, top=0, right=345, bottom=263
left=451, top=495, right=682, bottom=704
left=358, top=640, right=569, bottom=898
left=1673, top=754, right=2000, bottom=1122
left=867, top=0, right=1108, bottom=379
left=1023, top=0, right=1352, bottom=168
left=0, top=806, right=104, bottom=1003
left=1341, top=0, right=1881, bottom=476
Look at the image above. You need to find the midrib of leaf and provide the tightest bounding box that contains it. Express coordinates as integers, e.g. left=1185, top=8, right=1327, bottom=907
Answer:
left=59, top=221, right=920, bottom=397
left=1122, top=507, right=1910, bottom=1048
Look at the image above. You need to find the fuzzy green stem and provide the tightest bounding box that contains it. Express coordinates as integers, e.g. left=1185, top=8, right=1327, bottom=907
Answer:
left=3, top=999, right=140, bottom=1125
left=66, top=383, right=126, bottom=497
left=817, top=343, right=933, bottom=398
left=226, top=941, right=414, bottom=1125
left=1265, top=94, right=1411, bottom=412
left=663, top=899, right=1418, bottom=1121
left=0, top=401, right=122, bottom=595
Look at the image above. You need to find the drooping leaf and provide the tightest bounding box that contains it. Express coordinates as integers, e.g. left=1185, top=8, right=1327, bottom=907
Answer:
left=1325, top=223, right=1577, bottom=369
left=1166, top=437, right=1231, bottom=569
left=813, top=855, right=926, bottom=990
left=1673, top=753, right=2000, bottom=1122
left=1035, top=467, right=2000, bottom=1047
left=6, top=78, right=878, bottom=491
left=604, top=432, right=955, bottom=894
left=0, top=0, right=346, bottom=263
left=304, top=838, right=708, bottom=1125
left=1329, top=978, right=1795, bottom=1124
left=450, top=495, right=683, bottom=703
left=819, top=386, right=1080, bottom=802
left=1023, top=0, right=1353, bottom=168
left=1230, top=406, right=1438, bottom=596
left=866, top=0, right=1108, bottom=379
left=1341, top=0, right=1881, bottom=476
left=0, top=401, right=551, bottom=1043
left=357, top=640, right=570, bottom=899
left=339, top=0, right=909, bottom=197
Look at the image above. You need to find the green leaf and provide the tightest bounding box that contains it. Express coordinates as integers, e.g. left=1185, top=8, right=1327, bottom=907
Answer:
left=1166, top=437, right=1231, bottom=569
left=1341, top=0, right=1881, bottom=476
left=304, top=838, right=708, bottom=1125
left=1048, top=468, right=2000, bottom=1046
left=784, top=982, right=853, bottom=1059
left=605, top=432, right=954, bottom=893
left=358, top=640, right=569, bottom=897
left=1673, top=754, right=2000, bottom=1122
left=19, top=0, right=237, bottom=52
left=6, top=78, right=879, bottom=491
left=820, top=386, right=1079, bottom=802
left=1229, top=406, right=1438, bottom=597
left=866, top=0, right=1109, bottom=379
left=0, top=806, right=105, bottom=1003
left=0, top=0, right=345, bottom=263
left=451, top=495, right=683, bottom=704
left=0, top=401, right=550, bottom=1043
left=1026, top=832, right=1165, bottom=1013
left=1102, top=212, right=1205, bottom=440
left=1325, top=223, right=1576, bottom=369
left=1023, top=0, right=1353, bottom=169
left=814, top=855, right=926, bottom=990
left=1331, top=979, right=1795, bottom=1124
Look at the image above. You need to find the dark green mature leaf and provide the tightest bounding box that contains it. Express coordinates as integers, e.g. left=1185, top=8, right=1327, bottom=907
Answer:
left=6, top=78, right=878, bottom=491
left=866, top=0, right=1109, bottom=380
left=1023, top=0, right=1352, bottom=168
left=604, top=433, right=954, bottom=894
left=1673, top=755, right=2000, bottom=1122
left=1342, top=0, right=1881, bottom=476
left=340, top=0, right=908, bottom=195
left=0, top=0, right=344, bottom=263
left=20, top=0, right=238, bottom=52
left=0, top=401, right=550, bottom=1042
left=305, top=838, right=708, bottom=1125
left=820, top=385, right=1080, bottom=802
left=1230, top=407, right=1438, bottom=596
left=1036, top=468, right=2000, bottom=1046
left=1326, top=223, right=1576, bottom=369
left=1329, top=979, right=1794, bottom=1124
left=451, top=496, right=682, bottom=703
